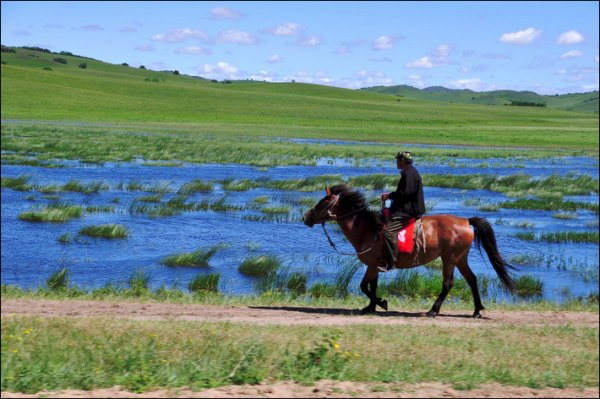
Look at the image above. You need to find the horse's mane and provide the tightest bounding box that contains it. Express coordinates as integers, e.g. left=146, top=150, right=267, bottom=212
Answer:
left=330, top=184, right=382, bottom=233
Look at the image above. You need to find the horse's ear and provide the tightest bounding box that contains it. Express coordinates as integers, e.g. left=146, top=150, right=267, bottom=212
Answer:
left=325, top=186, right=331, bottom=196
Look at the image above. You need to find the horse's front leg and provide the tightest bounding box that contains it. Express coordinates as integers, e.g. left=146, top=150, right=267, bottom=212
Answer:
left=359, top=265, right=386, bottom=314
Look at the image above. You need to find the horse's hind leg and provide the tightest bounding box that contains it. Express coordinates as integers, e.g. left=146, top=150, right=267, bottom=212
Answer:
left=457, top=256, right=485, bottom=318
left=426, top=257, right=455, bottom=317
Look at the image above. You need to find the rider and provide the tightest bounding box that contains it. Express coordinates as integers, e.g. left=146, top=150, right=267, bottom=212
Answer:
left=379, top=151, right=426, bottom=271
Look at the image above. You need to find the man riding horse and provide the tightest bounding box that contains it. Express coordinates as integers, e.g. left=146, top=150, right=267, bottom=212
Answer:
left=379, top=151, right=426, bottom=272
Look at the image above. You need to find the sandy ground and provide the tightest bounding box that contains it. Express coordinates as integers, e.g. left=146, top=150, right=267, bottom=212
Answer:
left=2, top=298, right=598, bottom=398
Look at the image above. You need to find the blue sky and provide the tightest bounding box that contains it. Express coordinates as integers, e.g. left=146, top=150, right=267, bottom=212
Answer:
left=2, top=1, right=598, bottom=94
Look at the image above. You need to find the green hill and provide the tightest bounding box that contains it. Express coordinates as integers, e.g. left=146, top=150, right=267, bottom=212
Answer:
left=1, top=46, right=598, bottom=150
left=362, top=84, right=599, bottom=113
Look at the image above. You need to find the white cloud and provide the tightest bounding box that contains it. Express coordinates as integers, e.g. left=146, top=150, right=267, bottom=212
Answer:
left=372, top=35, right=397, bottom=50
left=267, top=54, right=283, bottom=64
left=175, top=46, right=211, bottom=55
left=406, top=56, right=435, bottom=69
left=406, top=44, right=453, bottom=69
left=270, top=22, right=302, bottom=36
left=249, top=70, right=278, bottom=82
left=217, top=30, right=259, bottom=45
left=448, top=78, right=483, bottom=91
left=296, top=35, right=321, bottom=47
left=557, top=30, right=584, bottom=45
left=152, top=28, right=210, bottom=43
left=560, top=50, right=584, bottom=60
left=199, top=61, right=239, bottom=76
left=211, top=7, right=241, bottom=20
left=499, top=27, right=541, bottom=45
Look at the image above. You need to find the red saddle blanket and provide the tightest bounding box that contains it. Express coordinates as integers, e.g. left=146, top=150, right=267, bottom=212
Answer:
left=397, top=218, right=416, bottom=253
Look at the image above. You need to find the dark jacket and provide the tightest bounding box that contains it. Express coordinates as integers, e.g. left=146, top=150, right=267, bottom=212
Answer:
left=388, top=164, right=426, bottom=217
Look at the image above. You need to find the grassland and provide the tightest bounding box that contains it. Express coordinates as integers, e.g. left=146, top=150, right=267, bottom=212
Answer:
left=1, top=47, right=598, bottom=153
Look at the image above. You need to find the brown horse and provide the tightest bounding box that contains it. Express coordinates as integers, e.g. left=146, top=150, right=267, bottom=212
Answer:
left=303, top=184, right=516, bottom=318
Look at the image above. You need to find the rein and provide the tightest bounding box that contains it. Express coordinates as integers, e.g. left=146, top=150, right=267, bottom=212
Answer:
left=318, top=194, right=381, bottom=256
left=321, top=222, right=378, bottom=256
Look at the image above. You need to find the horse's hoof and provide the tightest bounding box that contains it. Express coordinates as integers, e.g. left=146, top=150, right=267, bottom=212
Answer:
left=472, top=312, right=482, bottom=319
left=426, top=310, right=437, bottom=318
left=379, top=300, right=388, bottom=311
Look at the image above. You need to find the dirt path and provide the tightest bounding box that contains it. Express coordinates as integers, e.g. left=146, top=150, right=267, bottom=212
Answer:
left=2, top=299, right=598, bottom=398
left=1, top=298, right=598, bottom=327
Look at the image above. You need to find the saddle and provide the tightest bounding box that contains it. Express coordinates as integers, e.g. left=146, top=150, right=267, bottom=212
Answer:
left=397, top=218, right=425, bottom=254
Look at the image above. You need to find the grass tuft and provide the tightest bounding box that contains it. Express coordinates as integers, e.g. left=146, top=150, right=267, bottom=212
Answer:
left=79, top=224, right=129, bottom=239
left=161, top=244, right=227, bottom=267
left=239, top=255, right=282, bottom=277
left=188, top=273, right=220, bottom=293
left=46, top=268, right=69, bottom=290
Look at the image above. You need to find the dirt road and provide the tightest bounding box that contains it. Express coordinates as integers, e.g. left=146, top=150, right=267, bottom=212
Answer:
left=2, top=298, right=598, bottom=327
left=2, top=299, right=598, bottom=398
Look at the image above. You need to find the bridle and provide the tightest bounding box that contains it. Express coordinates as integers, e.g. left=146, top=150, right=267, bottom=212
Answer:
left=310, top=193, right=379, bottom=256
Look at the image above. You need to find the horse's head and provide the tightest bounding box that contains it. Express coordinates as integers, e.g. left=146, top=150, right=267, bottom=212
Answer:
left=303, top=186, right=344, bottom=227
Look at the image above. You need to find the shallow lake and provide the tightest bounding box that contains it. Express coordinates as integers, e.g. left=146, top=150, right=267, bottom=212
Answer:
left=1, top=154, right=598, bottom=303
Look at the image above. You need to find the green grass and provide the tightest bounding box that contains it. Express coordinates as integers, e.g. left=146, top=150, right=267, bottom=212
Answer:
left=1, top=47, right=598, bottom=155
left=1, top=310, right=597, bottom=393
left=18, top=203, right=83, bottom=223
left=516, top=231, right=599, bottom=243
left=45, top=268, right=69, bottom=290
left=79, top=224, right=129, bottom=239
left=161, top=244, right=226, bottom=267
left=514, top=275, right=544, bottom=298
left=239, top=255, right=282, bottom=277
left=188, top=273, right=220, bottom=293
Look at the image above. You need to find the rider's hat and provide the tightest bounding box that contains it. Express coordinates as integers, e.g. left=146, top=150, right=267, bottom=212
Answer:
left=395, top=151, right=413, bottom=161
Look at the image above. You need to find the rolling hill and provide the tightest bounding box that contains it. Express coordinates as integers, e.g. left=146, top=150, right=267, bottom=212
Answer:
left=1, top=45, right=598, bottom=150
left=361, top=84, right=599, bottom=114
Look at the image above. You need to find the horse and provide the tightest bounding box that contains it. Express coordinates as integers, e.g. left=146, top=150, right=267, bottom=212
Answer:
left=303, top=184, right=516, bottom=318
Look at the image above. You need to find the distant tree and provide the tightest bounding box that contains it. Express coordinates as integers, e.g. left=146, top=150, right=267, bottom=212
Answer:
left=21, top=46, right=51, bottom=53
left=1, top=45, right=16, bottom=53
left=121, top=62, right=129, bottom=66
left=42, top=67, right=52, bottom=71
left=173, top=70, right=179, bottom=75
left=53, top=57, right=67, bottom=64
left=139, top=65, right=146, bottom=69
left=78, top=63, right=87, bottom=69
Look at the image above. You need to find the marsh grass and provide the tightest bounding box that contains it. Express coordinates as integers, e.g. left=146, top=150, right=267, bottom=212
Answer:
left=188, top=273, right=220, bottom=293
left=516, top=231, right=599, bottom=243
left=260, top=205, right=290, bottom=215
left=308, top=259, right=360, bottom=299
left=1, top=175, right=33, bottom=191
left=514, top=275, right=544, bottom=298
left=239, top=255, right=282, bottom=277
left=46, top=268, right=68, bottom=290
left=62, top=180, right=109, bottom=194
left=177, top=179, right=213, bottom=195
left=79, top=224, right=129, bottom=239
left=162, top=244, right=227, bottom=267
left=502, top=198, right=598, bottom=213
left=57, top=233, right=71, bottom=244
left=377, top=269, right=473, bottom=301
left=126, top=270, right=151, bottom=297
left=553, top=212, right=578, bottom=219
left=18, top=203, right=83, bottom=223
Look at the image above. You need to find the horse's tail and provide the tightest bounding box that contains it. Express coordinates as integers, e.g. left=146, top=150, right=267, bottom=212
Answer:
left=469, top=217, right=516, bottom=293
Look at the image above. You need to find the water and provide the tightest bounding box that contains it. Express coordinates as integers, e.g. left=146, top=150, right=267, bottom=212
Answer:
left=1, top=156, right=598, bottom=303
